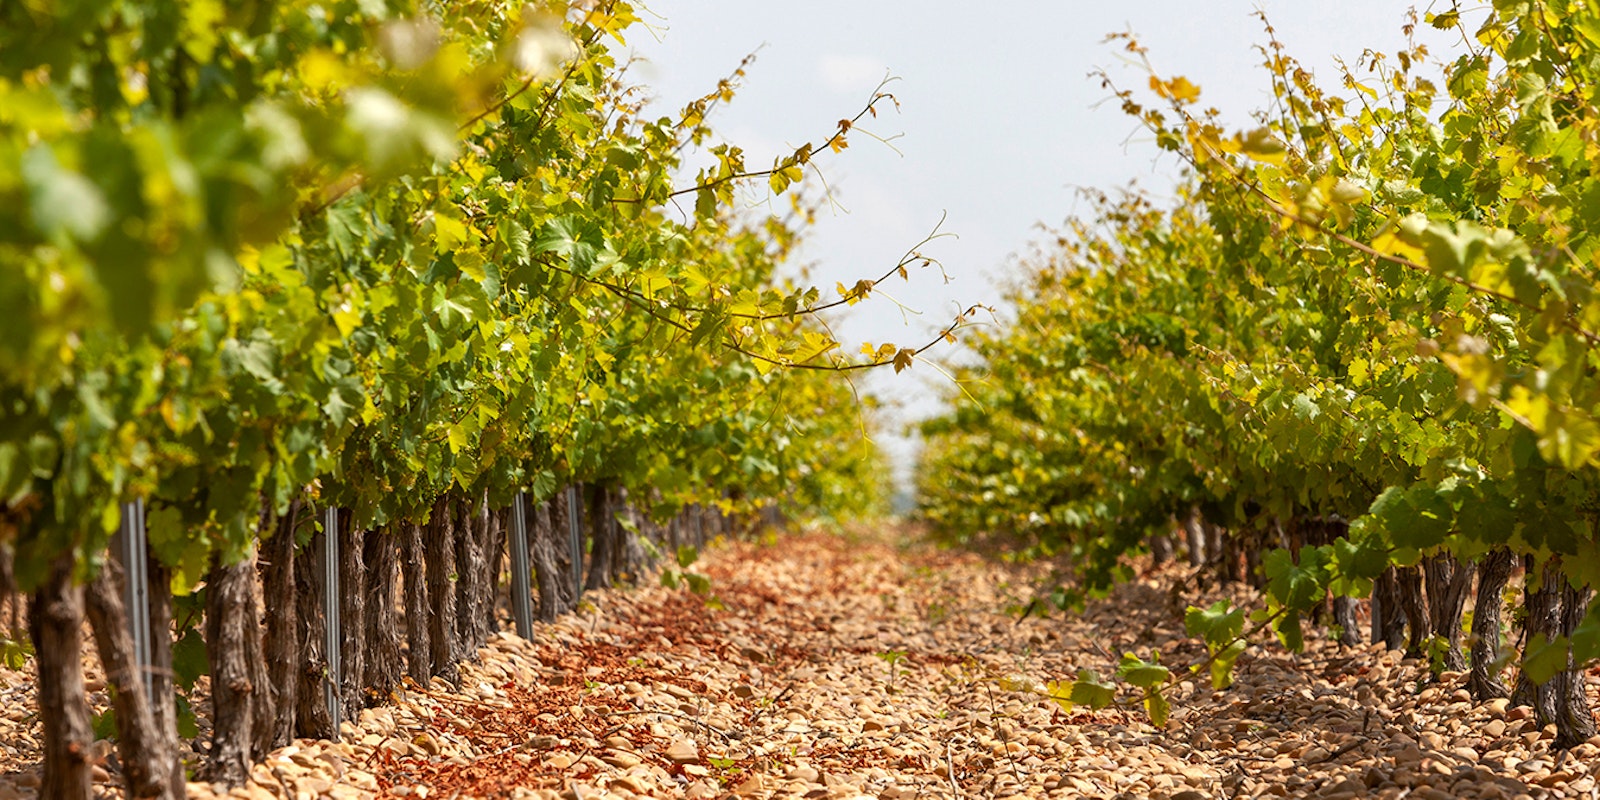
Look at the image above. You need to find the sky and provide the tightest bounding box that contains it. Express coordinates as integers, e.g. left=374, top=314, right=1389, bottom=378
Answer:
left=621, top=2, right=1456, bottom=489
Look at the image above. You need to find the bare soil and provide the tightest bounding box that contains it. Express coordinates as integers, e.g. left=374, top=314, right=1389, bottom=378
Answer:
left=2, top=526, right=1596, bottom=799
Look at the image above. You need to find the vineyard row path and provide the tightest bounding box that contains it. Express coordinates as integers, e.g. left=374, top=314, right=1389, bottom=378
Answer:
left=13, top=525, right=1598, bottom=800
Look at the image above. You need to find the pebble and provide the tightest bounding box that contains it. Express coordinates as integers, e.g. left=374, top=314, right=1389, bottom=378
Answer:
left=666, top=740, right=700, bottom=764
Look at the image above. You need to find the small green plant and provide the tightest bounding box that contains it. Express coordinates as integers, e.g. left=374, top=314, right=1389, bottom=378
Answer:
left=0, top=636, right=32, bottom=670
left=660, top=545, right=712, bottom=596
left=1425, top=635, right=1452, bottom=676
left=877, top=649, right=908, bottom=691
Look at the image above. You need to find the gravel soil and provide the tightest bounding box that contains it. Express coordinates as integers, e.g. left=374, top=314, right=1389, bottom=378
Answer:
left=2, top=525, right=1598, bottom=799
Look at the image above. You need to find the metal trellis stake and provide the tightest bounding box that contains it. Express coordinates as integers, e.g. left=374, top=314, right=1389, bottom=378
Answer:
left=322, top=506, right=342, bottom=738
left=566, top=485, right=583, bottom=602
left=508, top=492, right=534, bottom=639
left=113, top=499, right=153, bottom=702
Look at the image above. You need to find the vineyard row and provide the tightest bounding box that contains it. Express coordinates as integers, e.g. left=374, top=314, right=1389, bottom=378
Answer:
left=1, top=482, right=745, bottom=798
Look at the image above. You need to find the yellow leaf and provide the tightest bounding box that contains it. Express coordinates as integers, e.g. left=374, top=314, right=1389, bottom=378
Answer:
left=1044, top=681, right=1074, bottom=713
left=300, top=50, right=346, bottom=93
left=1238, top=127, right=1286, bottom=165
left=433, top=214, right=469, bottom=253
left=1348, top=357, right=1370, bottom=387
left=332, top=304, right=361, bottom=338
left=893, top=347, right=915, bottom=373
left=1150, top=75, right=1201, bottom=103
left=447, top=424, right=470, bottom=454
left=1372, top=229, right=1425, bottom=263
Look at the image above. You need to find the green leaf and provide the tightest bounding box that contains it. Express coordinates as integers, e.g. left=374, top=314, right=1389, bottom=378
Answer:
left=1264, top=546, right=1327, bottom=610
left=1209, top=640, right=1247, bottom=690
left=695, top=186, right=717, bottom=220
left=535, top=216, right=603, bottom=274
left=1522, top=633, right=1569, bottom=686
left=1185, top=600, right=1244, bottom=645
left=676, top=544, right=700, bottom=569
left=0, top=638, right=31, bottom=670
left=1067, top=669, right=1117, bottom=710
left=93, top=709, right=118, bottom=741
left=1273, top=609, right=1305, bottom=652
left=21, top=144, right=109, bottom=243
left=1330, top=536, right=1391, bottom=582
left=175, top=694, right=200, bottom=739
left=221, top=336, right=283, bottom=395
left=322, top=377, right=363, bottom=429
left=1117, top=652, right=1170, bottom=689
left=172, top=628, right=210, bottom=692
left=1573, top=604, right=1600, bottom=665
left=1369, top=484, right=1453, bottom=551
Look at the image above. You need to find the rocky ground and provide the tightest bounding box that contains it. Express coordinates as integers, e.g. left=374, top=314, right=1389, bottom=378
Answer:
left=3, top=525, right=1600, bottom=799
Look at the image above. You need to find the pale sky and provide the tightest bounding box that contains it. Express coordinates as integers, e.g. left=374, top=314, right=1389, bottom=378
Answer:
left=623, top=2, right=1454, bottom=487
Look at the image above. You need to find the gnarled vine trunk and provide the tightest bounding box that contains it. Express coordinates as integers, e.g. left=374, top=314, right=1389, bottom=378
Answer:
left=145, top=557, right=184, bottom=799
left=1395, top=565, right=1428, bottom=658
left=337, top=509, right=366, bottom=721
left=1423, top=552, right=1474, bottom=672
left=1304, top=518, right=1360, bottom=647
left=1468, top=547, right=1514, bottom=701
left=1372, top=567, right=1407, bottom=649
left=293, top=524, right=332, bottom=740
left=31, top=553, right=93, bottom=799
left=260, top=500, right=300, bottom=748
left=1512, top=556, right=1561, bottom=727
left=530, top=499, right=567, bottom=622
left=243, top=536, right=270, bottom=764
left=482, top=502, right=506, bottom=643
left=400, top=520, right=431, bottom=685
left=84, top=556, right=177, bottom=799
left=1183, top=507, right=1206, bottom=567
left=584, top=483, right=614, bottom=591
left=205, top=546, right=260, bottom=787
left=612, top=488, right=646, bottom=584
left=551, top=488, right=579, bottom=608
left=424, top=495, right=459, bottom=684
left=363, top=525, right=402, bottom=706
left=452, top=494, right=487, bottom=657
left=0, top=540, right=15, bottom=637
left=1149, top=530, right=1174, bottom=565
left=1554, top=579, right=1598, bottom=748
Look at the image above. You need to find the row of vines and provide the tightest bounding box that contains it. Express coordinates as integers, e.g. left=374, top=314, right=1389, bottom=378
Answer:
left=919, top=0, right=1600, bottom=747
left=0, top=0, right=945, bottom=797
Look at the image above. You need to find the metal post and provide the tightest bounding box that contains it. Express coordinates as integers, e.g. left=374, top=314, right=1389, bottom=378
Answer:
left=113, top=499, right=153, bottom=701
left=322, top=506, right=341, bottom=738
left=566, top=485, right=583, bottom=602
left=508, top=493, right=534, bottom=639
